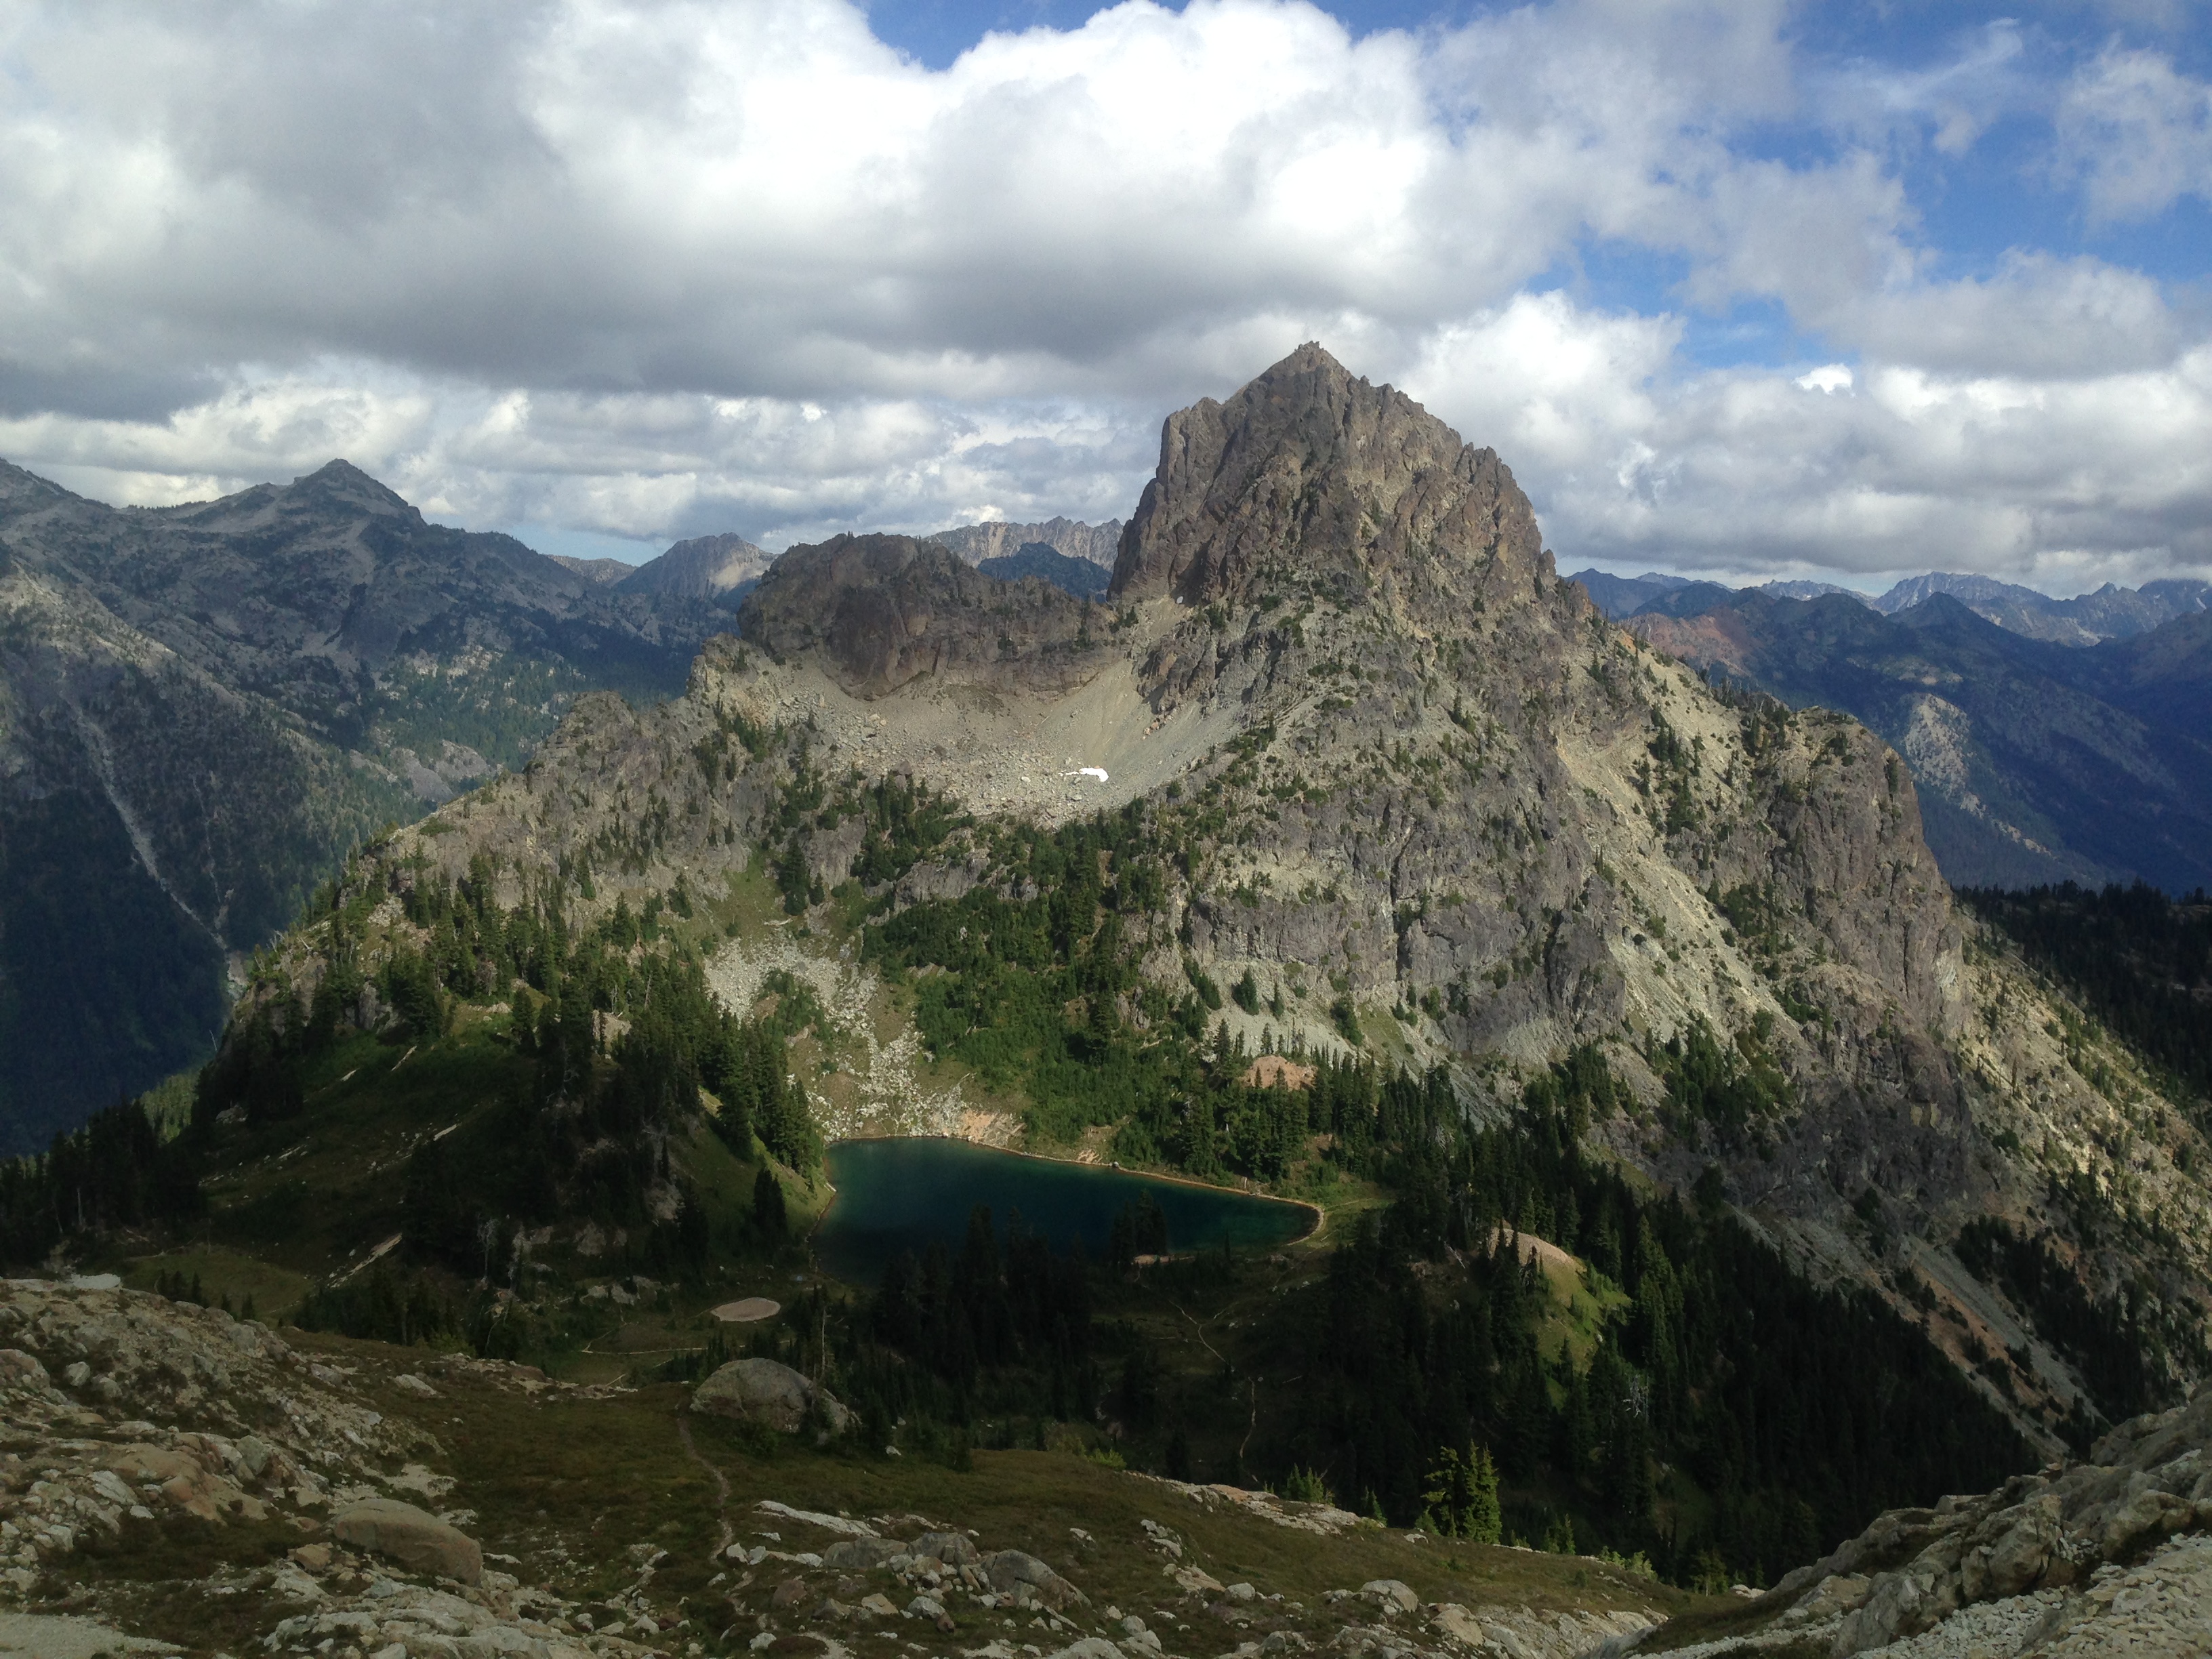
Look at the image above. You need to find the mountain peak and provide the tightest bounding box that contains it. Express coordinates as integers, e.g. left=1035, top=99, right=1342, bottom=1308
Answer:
left=287, top=458, right=419, bottom=520
left=617, top=531, right=769, bottom=600
left=1108, top=343, right=1543, bottom=609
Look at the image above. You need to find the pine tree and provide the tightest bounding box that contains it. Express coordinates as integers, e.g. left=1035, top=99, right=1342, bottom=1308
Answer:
left=752, top=1167, right=787, bottom=1240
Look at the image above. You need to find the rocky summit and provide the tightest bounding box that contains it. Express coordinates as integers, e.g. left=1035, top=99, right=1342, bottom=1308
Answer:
left=737, top=534, right=1118, bottom=698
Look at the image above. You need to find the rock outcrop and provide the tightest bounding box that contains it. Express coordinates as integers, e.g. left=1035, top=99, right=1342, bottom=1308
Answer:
left=1626, top=587, right=2212, bottom=893
left=0, top=1281, right=426, bottom=1593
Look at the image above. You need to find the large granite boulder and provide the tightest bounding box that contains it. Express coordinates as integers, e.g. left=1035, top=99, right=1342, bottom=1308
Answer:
left=691, top=1357, right=854, bottom=1435
left=331, top=1498, right=483, bottom=1585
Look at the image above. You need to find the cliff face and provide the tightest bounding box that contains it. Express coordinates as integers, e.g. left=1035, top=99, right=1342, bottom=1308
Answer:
left=927, top=515, right=1123, bottom=569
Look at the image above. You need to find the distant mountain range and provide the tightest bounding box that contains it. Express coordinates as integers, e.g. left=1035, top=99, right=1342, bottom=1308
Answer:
left=562, top=520, right=1121, bottom=602
left=0, top=457, right=743, bottom=1153
left=1569, top=567, right=2212, bottom=892
left=1577, top=567, right=2211, bottom=646
left=923, top=515, right=1122, bottom=570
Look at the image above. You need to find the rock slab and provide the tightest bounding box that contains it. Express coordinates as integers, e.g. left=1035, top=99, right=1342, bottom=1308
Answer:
left=331, top=1498, right=484, bottom=1586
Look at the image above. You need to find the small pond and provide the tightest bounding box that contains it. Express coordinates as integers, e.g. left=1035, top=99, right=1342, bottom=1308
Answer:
left=811, top=1137, right=1315, bottom=1284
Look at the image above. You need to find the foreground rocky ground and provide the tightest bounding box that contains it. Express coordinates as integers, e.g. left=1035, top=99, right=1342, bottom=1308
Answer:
left=7, top=1277, right=2207, bottom=1659
left=0, top=1284, right=1673, bottom=1659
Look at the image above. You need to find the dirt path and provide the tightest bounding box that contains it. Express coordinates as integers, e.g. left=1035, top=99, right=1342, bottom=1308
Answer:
left=674, top=1416, right=733, bottom=1562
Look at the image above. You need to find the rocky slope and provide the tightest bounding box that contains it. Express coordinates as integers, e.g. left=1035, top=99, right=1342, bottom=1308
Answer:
left=5, top=1269, right=2207, bottom=1659
left=0, top=459, right=733, bottom=1152
left=1626, top=1378, right=2212, bottom=1656
left=240, top=345, right=2212, bottom=1452
left=1619, top=590, right=2212, bottom=890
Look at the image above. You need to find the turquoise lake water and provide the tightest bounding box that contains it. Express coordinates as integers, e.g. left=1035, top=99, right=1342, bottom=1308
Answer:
left=811, top=1137, right=1315, bottom=1284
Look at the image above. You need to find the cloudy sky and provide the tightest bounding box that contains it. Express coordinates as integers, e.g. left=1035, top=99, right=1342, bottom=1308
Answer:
left=2, top=0, right=2209, bottom=591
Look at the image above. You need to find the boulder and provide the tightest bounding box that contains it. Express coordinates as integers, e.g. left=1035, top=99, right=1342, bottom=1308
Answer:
left=984, top=1549, right=1088, bottom=1610
left=1430, top=1607, right=1486, bottom=1647
left=102, top=1444, right=260, bottom=1523
left=1960, top=1494, right=2058, bottom=1600
left=331, top=1498, right=484, bottom=1585
left=823, top=1536, right=904, bottom=1571
left=1830, top=1569, right=1936, bottom=1656
left=691, top=1359, right=854, bottom=1435
left=913, top=1529, right=979, bottom=1567
left=1359, top=1581, right=1417, bottom=1616
left=1785, top=1573, right=1870, bottom=1624
left=2098, top=1488, right=2195, bottom=1560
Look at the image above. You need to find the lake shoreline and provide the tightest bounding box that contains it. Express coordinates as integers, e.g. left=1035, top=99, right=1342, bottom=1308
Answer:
left=820, top=1129, right=1326, bottom=1240
left=807, top=1134, right=1324, bottom=1282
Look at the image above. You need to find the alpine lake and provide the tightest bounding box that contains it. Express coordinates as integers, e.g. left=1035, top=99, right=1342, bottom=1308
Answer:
left=810, top=1136, right=1317, bottom=1284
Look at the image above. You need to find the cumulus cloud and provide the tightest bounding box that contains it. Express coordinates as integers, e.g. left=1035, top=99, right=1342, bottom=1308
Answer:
left=1401, top=293, right=2212, bottom=583
left=2055, top=43, right=2212, bottom=222
left=0, top=0, right=2207, bottom=588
